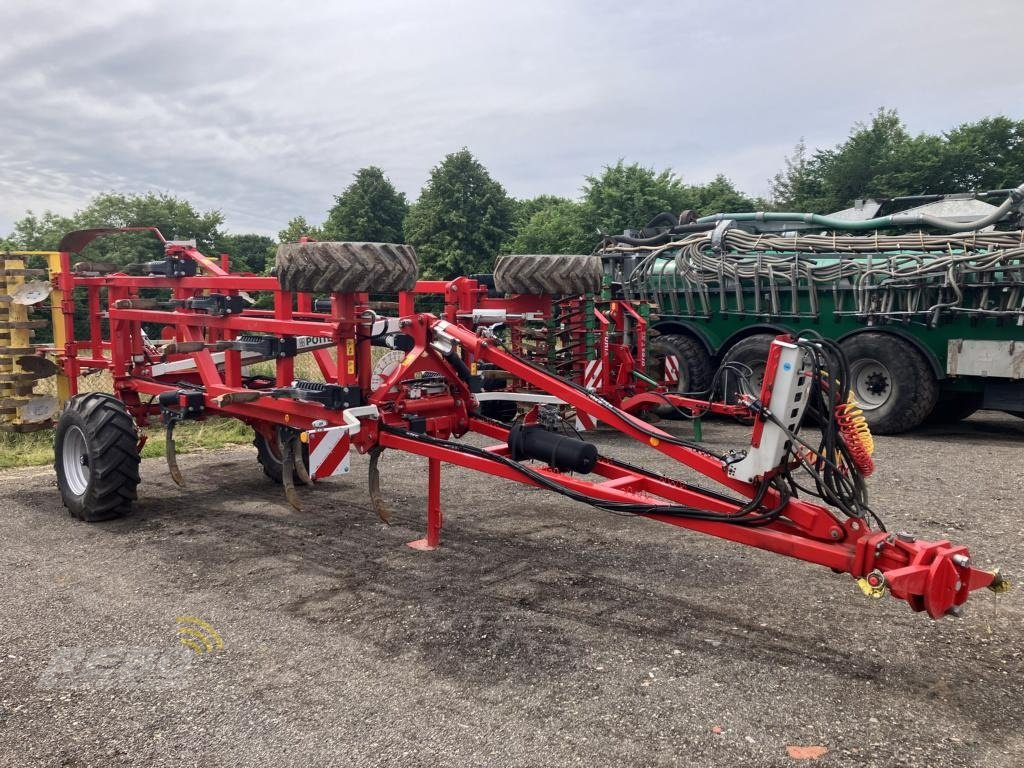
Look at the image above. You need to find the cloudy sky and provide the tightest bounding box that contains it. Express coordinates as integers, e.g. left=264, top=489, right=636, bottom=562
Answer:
left=1, top=0, right=1022, bottom=236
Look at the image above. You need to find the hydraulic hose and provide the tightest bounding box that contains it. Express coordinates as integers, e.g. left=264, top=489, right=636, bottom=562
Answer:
left=696, top=183, right=1024, bottom=232
left=600, top=222, right=716, bottom=247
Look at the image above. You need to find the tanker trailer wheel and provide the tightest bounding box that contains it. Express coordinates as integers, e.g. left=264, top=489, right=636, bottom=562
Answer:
left=646, top=334, right=713, bottom=418
left=253, top=432, right=311, bottom=485
left=839, top=333, right=938, bottom=435
left=719, top=334, right=776, bottom=423
left=54, top=393, right=141, bottom=522
left=275, top=242, right=418, bottom=293
left=493, top=254, right=603, bottom=295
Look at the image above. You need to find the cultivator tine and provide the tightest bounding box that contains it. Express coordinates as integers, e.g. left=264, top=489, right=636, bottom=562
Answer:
left=281, top=435, right=301, bottom=511
left=290, top=433, right=311, bottom=485
left=368, top=446, right=389, bottom=523
left=165, top=421, right=185, bottom=487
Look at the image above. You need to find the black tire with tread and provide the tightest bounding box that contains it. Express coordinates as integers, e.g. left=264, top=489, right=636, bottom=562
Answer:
left=254, top=432, right=311, bottom=485
left=54, top=393, right=140, bottom=522
left=720, top=334, right=776, bottom=421
left=840, top=333, right=939, bottom=435
left=493, top=254, right=602, bottom=295
left=276, top=241, right=418, bottom=294
left=647, top=334, right=713, bottom=418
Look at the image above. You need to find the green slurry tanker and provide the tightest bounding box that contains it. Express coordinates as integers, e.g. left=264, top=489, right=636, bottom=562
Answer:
left=598, top=185, right=1024, bottom=434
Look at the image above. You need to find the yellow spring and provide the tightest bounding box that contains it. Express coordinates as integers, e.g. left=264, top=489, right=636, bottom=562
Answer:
left=836, top=392, right=875, bottom=476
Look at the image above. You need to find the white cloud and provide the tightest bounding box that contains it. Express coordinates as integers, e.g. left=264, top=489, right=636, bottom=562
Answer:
left=1, top=0, right=1022, bottom=236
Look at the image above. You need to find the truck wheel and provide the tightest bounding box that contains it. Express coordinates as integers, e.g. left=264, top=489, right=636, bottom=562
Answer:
left=720, top=334, right=775, bottom=400
left=840, top=333, right=938, bottom=435
left=54, top=393, right=140, bottom=522
left=493, top=254, right=602, bottom=295
left=647, top=334, right=713, bottom=417
left=276, top=242, right=418, bottom=294
left=926, top=393, right=982, bottom=425
left=254, top=432, right=311, bottom=485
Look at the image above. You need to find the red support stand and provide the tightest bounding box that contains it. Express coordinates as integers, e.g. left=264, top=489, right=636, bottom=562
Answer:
left=407, top=457, right=442, bottom=551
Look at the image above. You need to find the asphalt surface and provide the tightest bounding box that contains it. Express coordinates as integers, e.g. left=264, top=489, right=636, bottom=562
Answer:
left=1, top=412, right=1022, bottom=767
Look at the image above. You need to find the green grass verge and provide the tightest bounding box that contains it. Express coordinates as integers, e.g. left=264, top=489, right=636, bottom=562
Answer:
left=0, top=417, right=255, bottom=470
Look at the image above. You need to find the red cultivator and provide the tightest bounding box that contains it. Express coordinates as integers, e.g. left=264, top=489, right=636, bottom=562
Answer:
left=9, top=230, right=1006, bottom=620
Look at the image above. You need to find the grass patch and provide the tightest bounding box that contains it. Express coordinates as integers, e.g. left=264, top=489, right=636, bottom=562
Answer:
left=0, top=351, right=332, bottom=470
left=0, top=417, right=256, bottom=470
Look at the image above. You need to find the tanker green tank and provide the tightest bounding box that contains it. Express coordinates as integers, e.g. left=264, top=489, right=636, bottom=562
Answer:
left=599, top=186, right=1024, bottom=434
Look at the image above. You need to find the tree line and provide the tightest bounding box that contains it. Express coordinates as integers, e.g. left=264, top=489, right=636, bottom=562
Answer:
left=4, top=109, right=1023, bottom=279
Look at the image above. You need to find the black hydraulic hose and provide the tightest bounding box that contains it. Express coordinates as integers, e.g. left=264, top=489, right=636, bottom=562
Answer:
left=643, top=212, right=680, bottom=230
left=382, top=424, right=786, bottom=524
left=601, top=222, right=716, bottom=248
left=444, top=349, right=473, bottom=385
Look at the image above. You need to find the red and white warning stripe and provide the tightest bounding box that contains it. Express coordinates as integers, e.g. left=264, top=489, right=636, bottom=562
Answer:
left=664, top=354, right=680, bottom=385
left=583, top=359, right=603, bottom=390
left=305, top=426, right=352, bottom=480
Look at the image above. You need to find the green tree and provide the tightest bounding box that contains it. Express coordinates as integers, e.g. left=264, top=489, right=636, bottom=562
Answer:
left=944, top=116, right=1024, bottom=190
left=277, top=216, right=323, bottom=244
left=767, top=110, right=1024, bottom=212
left=322, top=166, right=408, bottom=243
left=507, top=198, right=593, bottom=254
left=685, top=174, right=757, bottom=215
left=4, top=192, right=223, bottom=265
left=215, top=233, right=276, bottom=274
left=404, top=149, right=513, bottom=277
left=5, top=210, right=77, bottom=250
left=581, top=161, right=689, bottom=236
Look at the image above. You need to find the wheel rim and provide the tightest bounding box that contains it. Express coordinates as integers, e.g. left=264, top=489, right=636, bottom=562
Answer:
left=62, top=425, right=90, bottom=497
left=850, top=358, right=893, bottom=410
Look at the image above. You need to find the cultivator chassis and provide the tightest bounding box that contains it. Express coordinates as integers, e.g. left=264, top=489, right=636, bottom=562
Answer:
left=0, top=229, right=1007, bottom=620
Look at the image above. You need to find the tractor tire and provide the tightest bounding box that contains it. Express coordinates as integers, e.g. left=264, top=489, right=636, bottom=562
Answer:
left=275, top=242, right=418, bottom=294
left=493, top=254, right=602, bottom=296
left=840, top=333, right=938, bottom=435
left=926, top=393, right=982, bottom=425
left=54, top=393, right=140, bottom=522
left=647, top=334, right=713, bottom=418
left=254, top=432, right=311, bottom=485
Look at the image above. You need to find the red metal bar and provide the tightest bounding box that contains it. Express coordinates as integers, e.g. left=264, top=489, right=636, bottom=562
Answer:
left=407, top=458, right=443, bottom=550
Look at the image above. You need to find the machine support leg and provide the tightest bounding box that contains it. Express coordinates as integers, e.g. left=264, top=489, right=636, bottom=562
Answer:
left=407, top=457, right=442, bottom=551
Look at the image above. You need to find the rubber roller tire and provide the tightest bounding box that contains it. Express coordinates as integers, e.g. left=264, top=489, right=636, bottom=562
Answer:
left=54, top=393, right=140, bottom=522
left=275, top=241, right=418, bottom=294
left=839, top=333, right=938, bottom=435
left=493, top=254, right=602, bottom=296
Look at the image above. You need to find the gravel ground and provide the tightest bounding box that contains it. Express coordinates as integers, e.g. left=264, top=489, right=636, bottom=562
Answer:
left=0, top=412, right=1021, bottom=767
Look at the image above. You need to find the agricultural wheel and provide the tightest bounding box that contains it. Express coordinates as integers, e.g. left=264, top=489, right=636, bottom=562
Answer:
left=253, top=432, right=311, bottom=485
left=719, top=333, right=777, bottom=414
left=275, top=242, right=418, bottom=294
left=926, top=392, right=982, bottom=425
left=54, top=393, right=140, bottom=522
left=647, top=334, right=713, bottom=418
left=840, top=333, right=938, bottom=435
left=493, top=254, right=602, bottom=296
